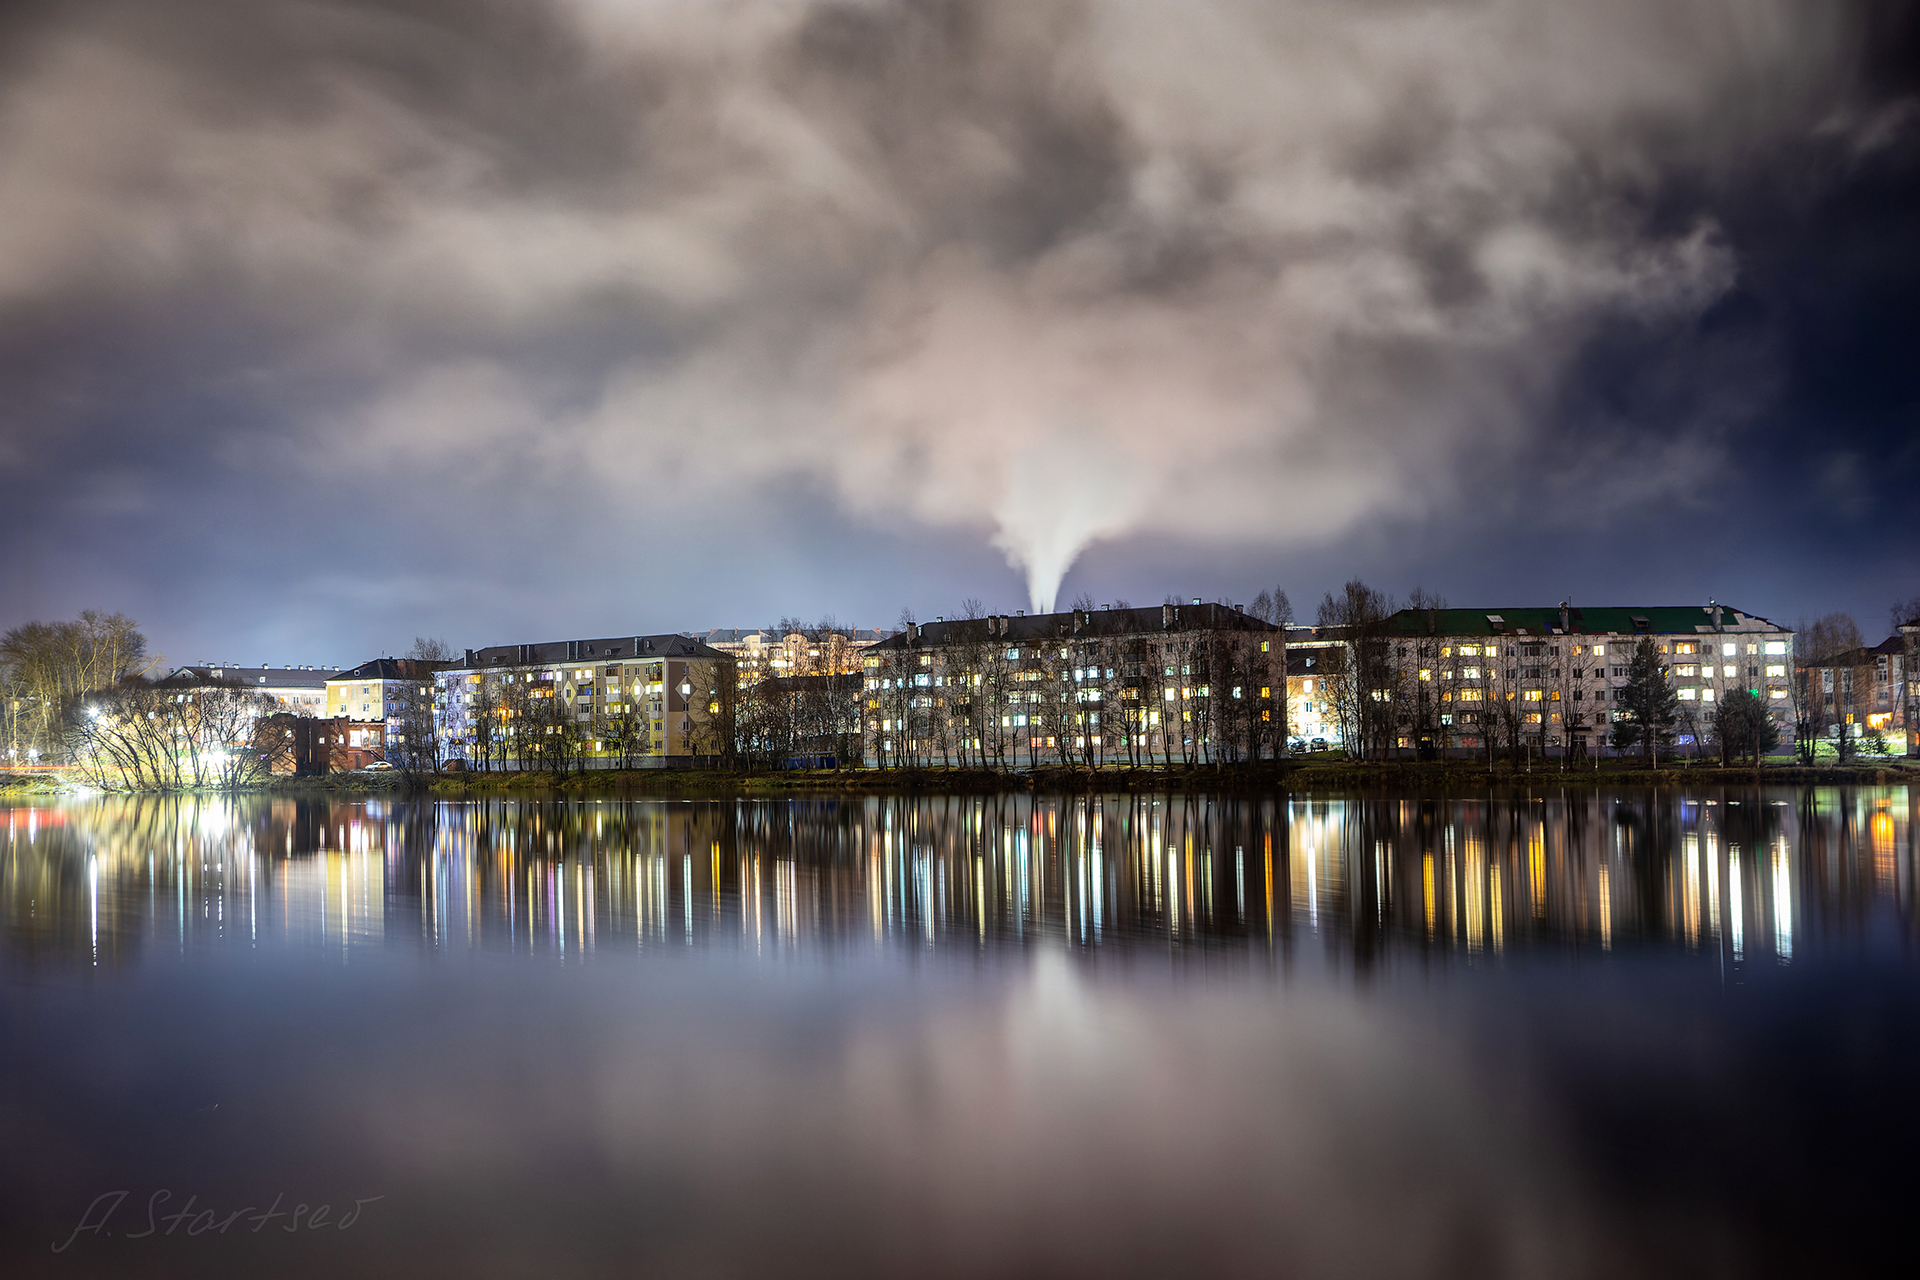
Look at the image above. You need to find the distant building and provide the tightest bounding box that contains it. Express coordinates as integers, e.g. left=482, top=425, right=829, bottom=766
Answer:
left=1904, top=612, right=1920, bottom=757
left=326, top=658, right=449, bottom=765
left=1379, top=603, right=1794, bottom=757
left=1286, top=646, right=1344, bottom=749
left=857, top=603, right=1284, bottom=766
left=1797, top=635, right=1909, bottom=754
left=702, top=627, right=890, bottom=685
left=167, top=664, right=337, bottom=717
left=437, top=633, right=734, bottom=769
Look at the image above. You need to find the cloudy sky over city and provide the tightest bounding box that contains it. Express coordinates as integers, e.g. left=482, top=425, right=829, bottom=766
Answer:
left=1, top=0, right=1915, bottom=663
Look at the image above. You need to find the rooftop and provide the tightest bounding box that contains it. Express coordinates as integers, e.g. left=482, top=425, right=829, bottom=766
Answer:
left=867, top=603, right=1279, bottom=652
left=167, top=664, right=334, bottom=690
left=459, top=634, right=730, bottom=668
left=1383, top=605, right=1788, bottom=638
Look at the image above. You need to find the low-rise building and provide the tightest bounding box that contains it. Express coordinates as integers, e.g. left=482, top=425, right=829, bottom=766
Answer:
left=437, top=633, right=734, bottom=770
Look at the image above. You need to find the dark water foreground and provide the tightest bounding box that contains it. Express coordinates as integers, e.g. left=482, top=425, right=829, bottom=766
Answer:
left=3, top=788, right=1917, bottom=1279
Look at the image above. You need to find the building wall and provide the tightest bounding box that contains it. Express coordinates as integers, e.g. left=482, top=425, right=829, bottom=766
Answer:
left=1384, top=611, right=1793, bottom=756
left=858, top=608, right=1284, bottom=766
left=436, top=655, right=729, bottom=768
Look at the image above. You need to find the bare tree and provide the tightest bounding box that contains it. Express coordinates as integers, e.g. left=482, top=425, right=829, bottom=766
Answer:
left=1315, top=581, right=1400, bottom=760
left=406, top=636, right=456, bottom=663
left=67, top=678, right=279, bottom=790
left=2, top=610, right=152, bottom=763
left=1893, top=596, right=1920, bottom=759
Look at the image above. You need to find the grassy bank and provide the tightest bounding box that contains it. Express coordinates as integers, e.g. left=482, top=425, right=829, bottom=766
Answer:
left=8, top=759, right=1914, bottom=803
left=423, top=757, right=1920, bottom=799
left=0, top=772, right=68, bottom=799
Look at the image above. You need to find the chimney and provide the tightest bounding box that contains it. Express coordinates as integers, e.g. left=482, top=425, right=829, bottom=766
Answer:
left=1559, top=601, right=1569, bottom=634
left=1710, top=599, right=1723, bottom=632
left=1162, top=604, right=1174, bottom=630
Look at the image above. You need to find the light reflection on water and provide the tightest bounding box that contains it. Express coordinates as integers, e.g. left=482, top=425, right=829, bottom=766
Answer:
left=4, top=788, right=1914, bottom=968
left=4, top=787, right=1919, bottom=1279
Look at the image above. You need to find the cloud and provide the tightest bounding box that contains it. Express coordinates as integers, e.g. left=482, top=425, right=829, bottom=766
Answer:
left=0, top=0, right=1897, bottom=633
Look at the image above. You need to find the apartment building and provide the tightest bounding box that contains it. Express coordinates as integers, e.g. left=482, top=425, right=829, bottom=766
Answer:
left=857, top=603, right=1284, bottom=766
left=1380, top=603, right=1794, bottom=756
left=168, top=664, right=338, bottom=716
left=1905, top=613, right=1920, bottom=756
left=1286, top=646, right=1344, bottom=749
left=702, top=627, right=890, bottom=685
left=325, top=658, right=448, bottom=763
left=1798, top=634, right=1909, bottom=751
left=437, top=633, right=734, bottom=769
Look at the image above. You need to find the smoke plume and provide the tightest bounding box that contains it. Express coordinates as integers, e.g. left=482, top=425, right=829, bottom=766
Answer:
left=0, top=0, right=1895, bottom=622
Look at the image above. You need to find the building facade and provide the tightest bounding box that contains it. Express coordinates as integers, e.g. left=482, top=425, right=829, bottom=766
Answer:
left=326, top=658, right=447, bottom=766
left=1286, top=646, right=1345, bottom=749
left=169, top=664, right=337, bottom=716
left=1905, top=614, right=1920, bottom=756
left=858, top=603, right=1285, bottom=767
left=1797, top=635, right=1909, bottom=755
left=1379, top=603, right=1794, bottom=757
left=436, top=633, right=734, bottom=770
left=702, top=627, right=890, bottom=685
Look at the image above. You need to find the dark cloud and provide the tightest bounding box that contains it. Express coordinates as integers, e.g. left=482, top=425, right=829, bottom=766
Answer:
left=0, top=0, right=1916, bottom=662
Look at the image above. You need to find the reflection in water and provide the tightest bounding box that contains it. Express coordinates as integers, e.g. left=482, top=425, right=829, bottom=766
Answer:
left=6, top=787, right=1920, bottom=1279
left=5, top=787, right=1914, bottom=969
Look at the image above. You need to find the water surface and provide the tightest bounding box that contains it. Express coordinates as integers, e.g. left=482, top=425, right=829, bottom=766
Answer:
left=4, top=787, right=1916, bottom=1278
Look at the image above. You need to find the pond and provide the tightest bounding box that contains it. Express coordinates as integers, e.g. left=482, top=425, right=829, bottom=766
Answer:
left=3, top=787, right=1916, bottom=1278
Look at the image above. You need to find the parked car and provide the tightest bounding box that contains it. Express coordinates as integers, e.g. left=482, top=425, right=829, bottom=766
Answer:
left=364, top=760, right=395, bottom=772
left=1310, top=737, right=1328, bottom=752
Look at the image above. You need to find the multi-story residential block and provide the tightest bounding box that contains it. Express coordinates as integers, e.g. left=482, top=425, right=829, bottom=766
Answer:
left=857, top=603, right=1284, bottom=767
left=1379, top=603, right=1794, bottom=757
left=1904, top=612, right=1920, bottom=756
left=701, top=627, right=890, bottom=685
left=436, top=633, right=734, bottom=770
left=1797, top=635, right=1909, bottom=752
left=325, top=658, right=448, bottom=764
left=168, top=664, right=339, bottom=717
left=1286, top=645, right=1344, bottom=749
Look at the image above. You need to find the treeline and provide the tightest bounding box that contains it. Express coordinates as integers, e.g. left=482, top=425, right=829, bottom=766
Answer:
left=1, top=611, right=150, bottom=764
left=2, top=611, right=292, bottom=788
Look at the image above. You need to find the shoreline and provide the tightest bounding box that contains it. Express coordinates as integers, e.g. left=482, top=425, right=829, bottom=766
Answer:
left=7, top=758, right=1917, bottom=801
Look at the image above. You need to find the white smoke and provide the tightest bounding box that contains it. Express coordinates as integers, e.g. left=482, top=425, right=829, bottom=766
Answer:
left=0, top=0, right=1870, bottom=615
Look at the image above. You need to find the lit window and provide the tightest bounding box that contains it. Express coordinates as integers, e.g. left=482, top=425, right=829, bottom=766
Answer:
left=1765, top=642, right=1786, bottom=655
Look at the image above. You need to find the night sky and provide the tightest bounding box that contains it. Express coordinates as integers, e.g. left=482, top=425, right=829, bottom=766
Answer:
left=1, top=0, right=1916, bottom=667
